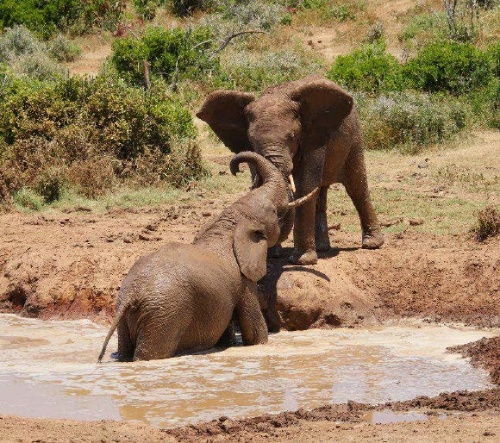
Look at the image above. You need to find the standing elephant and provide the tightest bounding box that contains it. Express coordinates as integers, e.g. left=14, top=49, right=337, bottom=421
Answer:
left=197, top=75, right=384, bottom=265
left=98, top=152, right=316, bottom=362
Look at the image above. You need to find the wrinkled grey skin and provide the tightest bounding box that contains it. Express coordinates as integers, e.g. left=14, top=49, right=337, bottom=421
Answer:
left=197, top=75, right=384, bottom=265
left=98, top=152, right=313, bottom=362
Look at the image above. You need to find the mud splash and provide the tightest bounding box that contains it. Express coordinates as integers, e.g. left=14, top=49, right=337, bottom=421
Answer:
left=0, top=314, right=496, bottom=428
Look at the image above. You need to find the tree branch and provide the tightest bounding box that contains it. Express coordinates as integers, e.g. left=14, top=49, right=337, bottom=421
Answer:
left=209, top=30, right=267, bottom=60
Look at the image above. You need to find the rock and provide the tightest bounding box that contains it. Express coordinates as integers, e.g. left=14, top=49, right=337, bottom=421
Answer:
left=409, top=218, right=425, bottom=226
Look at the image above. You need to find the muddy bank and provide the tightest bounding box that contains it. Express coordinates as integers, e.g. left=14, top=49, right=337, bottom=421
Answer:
left=165, top=389, right=500, bottom=442
left=449, top=337, right=500, bottom=385
left=2, top=389, right=498, bottom=443
left=1, top=208, right=499, bottom=329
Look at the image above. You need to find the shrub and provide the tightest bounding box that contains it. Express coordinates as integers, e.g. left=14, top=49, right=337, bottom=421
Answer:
left=111, top=26, right=218, bottom=87
left=132, top=139, right=207, bottom=187
left=0, top=73, right=202, bottom=205
left=358, top=91, right=471, bottom=153
left=169, top=0, right=209, bottom=16
left=0, top=0, right=126, bottom=37
left=133, top=0, right=162, bottom=20
left=330, top=5, right=356, bottom=21
left=404, top=41, right=492, bottom=94
left=399, top=12, right=448, bottom=45
left=486, top=42, right=500, bottom=78
left=0, top=26, right=73, bottom=80
left=67, top=156, right=116, bottom=198
left=0, top=25, right=43, bottom=62
left=472, top=206, right=500, bottom=241
left=365, top=22, right=384, bottom=43
left=327, top=43, right=405, bottom=93
left=466, top=79, right=500, bottom=129
left=10, top=52, right=66, bottom=81
left=199, top=1, right=287, bottom=36
left=34, top=167, right=66, bottom=203
left=48, top=34, right=81, bottom=62
left=13, top=187, right=44, bottom=210
left=215, top=47, right=322, bottom=92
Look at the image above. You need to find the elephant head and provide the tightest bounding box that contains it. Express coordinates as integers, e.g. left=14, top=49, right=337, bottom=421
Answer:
left=199, top=151, right=318, bottom=282
left=196, top=75, right=354, bottom=185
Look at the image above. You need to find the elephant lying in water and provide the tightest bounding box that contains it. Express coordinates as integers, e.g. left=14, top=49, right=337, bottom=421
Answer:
left=197, top=75, right=384, bottom=265
left=98, top=152, right=317, bottom=362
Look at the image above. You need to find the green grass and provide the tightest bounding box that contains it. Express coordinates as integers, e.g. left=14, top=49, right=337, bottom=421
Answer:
left=325, top=185, right=488, bottom=236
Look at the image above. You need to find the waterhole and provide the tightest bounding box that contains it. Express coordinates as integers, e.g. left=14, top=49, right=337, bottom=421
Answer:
left=0, top=314, right=496, bottom=427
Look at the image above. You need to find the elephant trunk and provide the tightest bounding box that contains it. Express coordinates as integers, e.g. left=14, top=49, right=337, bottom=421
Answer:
left=230, top=151, right=288, bottom=210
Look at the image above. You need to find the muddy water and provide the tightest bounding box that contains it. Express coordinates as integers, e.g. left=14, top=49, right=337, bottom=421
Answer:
left=0, top=314, right=496, bottom=428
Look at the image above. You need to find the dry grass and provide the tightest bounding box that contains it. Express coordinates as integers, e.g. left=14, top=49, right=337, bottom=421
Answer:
left=326, top=130, right=500, bottom=236
left=472, top=205, right=500, bottom=241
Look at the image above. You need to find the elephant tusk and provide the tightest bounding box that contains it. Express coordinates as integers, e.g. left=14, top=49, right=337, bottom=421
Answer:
left=288, top=174, right=296, bottom=193
left=287, top=187, right=319, bottom=209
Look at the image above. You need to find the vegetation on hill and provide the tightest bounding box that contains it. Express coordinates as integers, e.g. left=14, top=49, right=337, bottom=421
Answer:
left=0, top=0, right=498, bottom=210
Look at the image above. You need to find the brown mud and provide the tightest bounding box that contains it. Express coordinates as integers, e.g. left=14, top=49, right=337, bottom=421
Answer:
left=0, top=204, right=499, bottom=442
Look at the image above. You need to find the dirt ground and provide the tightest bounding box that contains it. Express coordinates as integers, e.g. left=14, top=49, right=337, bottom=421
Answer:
left=1, top=147, right=499, bottom=441
left=1, top=0, right=499, bottom=437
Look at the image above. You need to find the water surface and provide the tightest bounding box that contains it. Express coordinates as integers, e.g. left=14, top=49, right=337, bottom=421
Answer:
left=0, top=314, right=495, bottom=427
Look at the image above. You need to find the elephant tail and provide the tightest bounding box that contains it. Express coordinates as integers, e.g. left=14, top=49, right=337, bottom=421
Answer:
left=97, top=303, right=130, bottom=363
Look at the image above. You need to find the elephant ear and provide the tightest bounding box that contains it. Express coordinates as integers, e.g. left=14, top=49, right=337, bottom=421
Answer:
left=196, top=90, right=255, bottom=153
left=233, top=218, right=268, bottom=282
left=290, top=77, right=354, bottom=146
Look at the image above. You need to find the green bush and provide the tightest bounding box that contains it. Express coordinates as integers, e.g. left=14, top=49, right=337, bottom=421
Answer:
left=0, top=25, right=43, bottom=62
left=200, top=1, right=287, bottom=36
left=48, top=34, right=81, bottom=62
left=327, top=43, right=405, bottom=93
left=133, top=0, right=162, bottom=20
left=13, top=187, right=44, bottom=210
left=404, top=41, right=492, bottom=94
left=111, top=26, right=218, bottom=87
left=0, top=0, right=126, bottom=37
left=466, top=79, right=500, bottom=129
left=169, top=0, right=208, bottom=16
left=215, top=47, right=322, bottom=92
left=486, top=41, right=500, bottom=78
left=399, top=12, right=448, bottom=45
left=358, top=91, right=471, bottom=153
left=0, top=26, right=77, bottom=80
left=0, top=73, right=202, bottom=205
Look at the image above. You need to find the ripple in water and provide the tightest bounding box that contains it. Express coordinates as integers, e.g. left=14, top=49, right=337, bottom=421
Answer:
left=0, top=314, right=495, bottom=427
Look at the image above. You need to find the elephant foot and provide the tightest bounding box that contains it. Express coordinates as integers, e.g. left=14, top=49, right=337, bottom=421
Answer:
left=362, top=230, right=385, bottom=249
left=290, top=250, right=318, bottom=265
left=316, top=238, right=331, bottom=252
left=268, top=244, right=283, bottom=258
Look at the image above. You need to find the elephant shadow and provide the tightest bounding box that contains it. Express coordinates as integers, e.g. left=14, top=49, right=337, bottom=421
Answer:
left=258, top=246, right=359, bottom=332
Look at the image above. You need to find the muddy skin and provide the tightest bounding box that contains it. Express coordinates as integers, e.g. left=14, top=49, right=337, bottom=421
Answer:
left=98, top=153, right=285, bottom=362
left=197, top=76, right=384, bottom=265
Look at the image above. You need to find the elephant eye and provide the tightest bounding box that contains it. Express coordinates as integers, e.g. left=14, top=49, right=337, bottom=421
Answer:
left=254, top=230, right=267, bottom=240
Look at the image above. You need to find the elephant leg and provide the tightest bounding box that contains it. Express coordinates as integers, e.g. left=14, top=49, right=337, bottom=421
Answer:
left=342, top=149, right=384, bottom=249
left=268, top=207, right=295, bottom=258
left=216, top=319, right=236, bottom=347
left=236, top=281, right=268, bottom=345
left=117, top=319, right=134, bottom=362
left=133, top=314, right=182, bottom=361
left=291, top=147, right=326, bottom=265
left=315, top=186, right=331, bottom=252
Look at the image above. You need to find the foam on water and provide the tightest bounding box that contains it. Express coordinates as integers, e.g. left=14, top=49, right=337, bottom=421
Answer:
left=0, top=314, right=496, bottom=427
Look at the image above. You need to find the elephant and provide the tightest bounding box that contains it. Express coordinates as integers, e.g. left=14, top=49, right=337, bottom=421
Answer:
left=197, top=75, right=384, bottom=265
left=98, top=152, right=317, bottom=362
